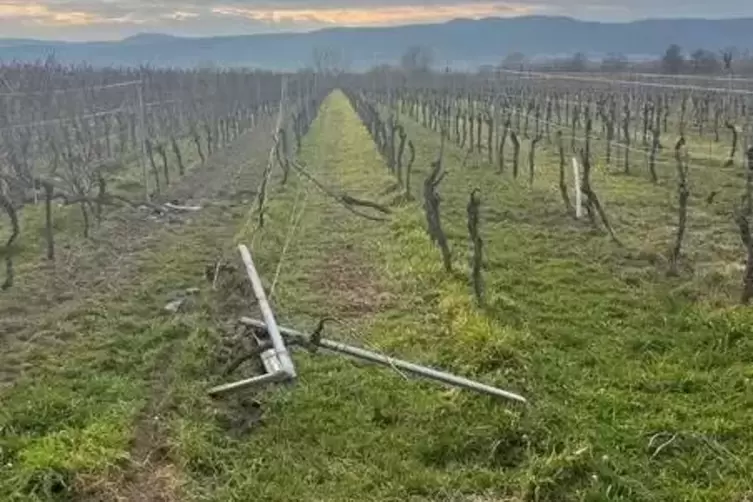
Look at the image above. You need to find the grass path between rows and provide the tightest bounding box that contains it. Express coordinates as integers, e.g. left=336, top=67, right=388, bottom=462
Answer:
left=0, top=122, right=275, bottom=501
left=162, top=90, right=534, bottom=502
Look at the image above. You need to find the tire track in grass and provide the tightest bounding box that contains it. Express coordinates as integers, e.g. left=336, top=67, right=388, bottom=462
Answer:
left=103, top=126, right=277, bottom=502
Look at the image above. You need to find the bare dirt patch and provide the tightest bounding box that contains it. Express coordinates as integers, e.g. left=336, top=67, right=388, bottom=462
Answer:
left=313, top=243, right=393, bottom=317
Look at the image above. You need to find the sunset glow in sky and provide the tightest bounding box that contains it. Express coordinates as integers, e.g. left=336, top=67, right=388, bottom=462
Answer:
left=0, top=0, right=751, bottom=40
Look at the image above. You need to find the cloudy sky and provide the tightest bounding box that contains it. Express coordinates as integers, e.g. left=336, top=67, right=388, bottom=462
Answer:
left=1, top=0, right=751, bottom=41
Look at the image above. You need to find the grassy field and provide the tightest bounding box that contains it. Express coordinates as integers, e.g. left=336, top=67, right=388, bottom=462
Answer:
left=2, top=90, right=752, bottom=501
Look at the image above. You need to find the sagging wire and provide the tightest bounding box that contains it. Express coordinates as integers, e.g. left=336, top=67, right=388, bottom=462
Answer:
left=290, top=159, right=392, bottom=222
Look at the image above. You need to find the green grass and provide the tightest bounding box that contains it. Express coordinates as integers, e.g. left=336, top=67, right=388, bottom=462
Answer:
left=161, top=91, right=753, bottom=501
left=392, top=98, right=752, bottom=305
left=0, top=137, right=261, bottom=500
left=3, top=90, right=752, bottom=501
left=0, top=232, right=222, bottom=500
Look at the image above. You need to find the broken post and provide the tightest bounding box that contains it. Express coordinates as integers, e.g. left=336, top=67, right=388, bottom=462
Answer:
left=208, top=245, right=296, bottom=397
left=237, top=244, right=296, bottom=378
left=240, top=318, right=528, bottom=405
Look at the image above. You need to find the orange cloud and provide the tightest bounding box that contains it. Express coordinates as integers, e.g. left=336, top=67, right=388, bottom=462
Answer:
left=0, top=2, right=105, bottom=25
left=211, top=2, right=535, bottom=26
left=0, top=2, right=192, bottom=26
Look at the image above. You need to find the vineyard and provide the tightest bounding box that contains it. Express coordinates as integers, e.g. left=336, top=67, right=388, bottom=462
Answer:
left=1, top=62, right=753, bottom=502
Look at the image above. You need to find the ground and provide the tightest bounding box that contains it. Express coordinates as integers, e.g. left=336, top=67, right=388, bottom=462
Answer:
left=1, top=91, right=752, bottom=502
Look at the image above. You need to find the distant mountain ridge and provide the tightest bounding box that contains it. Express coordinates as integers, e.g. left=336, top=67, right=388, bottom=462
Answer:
left=0, top=16, right=751, bottom=70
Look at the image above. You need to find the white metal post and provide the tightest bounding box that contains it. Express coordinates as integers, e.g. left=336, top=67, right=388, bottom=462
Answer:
left=572, top=156, right=582, bottom=219
left=238, top=245, right=296, bottom=378
left=240, top=318, right=527, bottom=405
left=136, top=81, right=149, bottom=202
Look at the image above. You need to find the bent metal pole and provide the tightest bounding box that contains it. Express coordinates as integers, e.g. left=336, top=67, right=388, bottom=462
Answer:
left=240, top=317, right=527, bottom=405
left=208, top=370, right=289, bottom=397
left=238, top=244, right=296, bottom=379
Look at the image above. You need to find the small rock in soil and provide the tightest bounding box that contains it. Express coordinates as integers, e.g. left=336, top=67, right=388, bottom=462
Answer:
left=164, top=299, right=186, bottom=313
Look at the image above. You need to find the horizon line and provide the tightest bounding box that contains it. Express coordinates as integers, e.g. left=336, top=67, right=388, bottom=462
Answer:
left=2, top=13, right=752, bottom=44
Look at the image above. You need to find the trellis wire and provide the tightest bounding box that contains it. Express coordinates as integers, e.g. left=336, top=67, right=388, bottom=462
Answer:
left=497, top=68, right=753, bottom=95
left=0, top=79, right=143, bottom=97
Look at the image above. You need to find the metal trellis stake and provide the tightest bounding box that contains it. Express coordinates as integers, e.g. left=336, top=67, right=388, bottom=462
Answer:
left=235, top=318, right=527, bottom=405
left=208, top=245, right=297, bottom=397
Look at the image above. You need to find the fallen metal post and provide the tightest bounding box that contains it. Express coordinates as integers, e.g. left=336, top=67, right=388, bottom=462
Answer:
left=240, top=317, right=527, bottom=405
left=208, top=245, right=297, bottom=397
left=238, top=245, right=296, bottom=379
left=209, top=370, right=289, bottom=397
left=253, top=330, right=283, bottom=376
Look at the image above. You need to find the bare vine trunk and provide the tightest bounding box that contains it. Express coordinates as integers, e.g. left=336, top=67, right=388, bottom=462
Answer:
left=467, top=189, right=484, bottom=305
left=486, top=116, right=494, bottom=164
left=0, top=190, right=19, bottom=290
left=193, top=130, right=205, bottom=164
left=528, top=134, right=543, bottom=186
left=171, top=137, right=185, bottom=176
left=557, top=131, right=575, bottom=217
left=424, top=158, right=452, bottom=272
left=498, top=119, right=510, bottom=173
left=510, top=131, right=521, bottom=179
left=43, top=182, right=54, bottom=260
left=156, top=143, right=169, bottom=187
left=404, top=141, right=415, bottom=200
left=737, top=147, right=753, bottom=304
left=145, top=139, right=162, bottom=195
left=648, top=127, right=660, bottom=184
left=581, top=118, right=621, bottom=245
left=668, top=137, right=690, bottom=276
left=725, top=122, right=738, bottom=168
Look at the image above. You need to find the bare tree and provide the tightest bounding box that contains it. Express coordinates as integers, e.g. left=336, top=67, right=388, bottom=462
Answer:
left=401, top=46, right=434, bottom=75
left=312, top=47, right=344, bottom=76
left=467, top=189, right=483, bottom=305
left=501, top=52, right=527, bottom=70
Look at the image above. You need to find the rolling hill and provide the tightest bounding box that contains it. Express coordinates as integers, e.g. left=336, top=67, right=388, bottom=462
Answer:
left=0, top=16, right=751, bottom=70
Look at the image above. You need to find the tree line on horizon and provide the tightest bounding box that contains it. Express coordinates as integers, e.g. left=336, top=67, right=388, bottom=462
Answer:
left=508, top=44, right=747, bottom=76
left=310, top=44, right=753, bottom=77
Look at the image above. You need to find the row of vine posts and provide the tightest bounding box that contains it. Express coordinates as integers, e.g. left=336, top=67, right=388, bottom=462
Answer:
left=0, top=59, right=315, bottom=290
left=345, top=68, right=753, bottom=305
